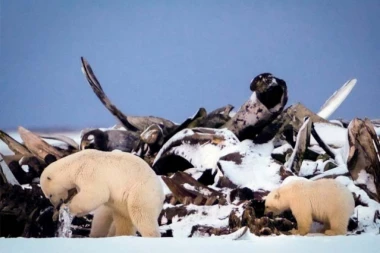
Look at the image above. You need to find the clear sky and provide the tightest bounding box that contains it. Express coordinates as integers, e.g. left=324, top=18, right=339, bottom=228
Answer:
left=1, top=0, right=379, bottom=130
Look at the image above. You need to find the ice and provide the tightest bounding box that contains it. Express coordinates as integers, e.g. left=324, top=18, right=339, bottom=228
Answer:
left=56, top=205, right=74, bottom=238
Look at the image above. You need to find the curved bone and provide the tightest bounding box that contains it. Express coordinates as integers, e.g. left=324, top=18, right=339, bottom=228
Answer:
left=317, top=78, right=357, bottom=119
left=38, top=133, right=79, bottom=150
left=80, top=57, right=177, bottom=133
left=0, top=130, right=31, bottom=155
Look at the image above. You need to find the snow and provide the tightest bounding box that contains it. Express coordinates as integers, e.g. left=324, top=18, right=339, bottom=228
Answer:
left=310, top=122, right=348, bottom=148
left=160, top=203, right=237, bottom=238
left=272, top=143, right=293, bottom=155
left=183, top=183, right=212, bottom=195
left=336, top=176, right=380, bottom=233
left=1, top=234, right=379, bottom=253
left=218, top=140, right=282, bottom=191
left=153, top=128, right=240, bottom=172
left=299, top=160, right=322, bottom=177
left=375, top=127, right=380, bottom=136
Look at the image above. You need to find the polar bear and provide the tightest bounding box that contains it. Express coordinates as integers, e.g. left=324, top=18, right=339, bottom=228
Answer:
left=264, top=178, right=355, bottom=236
left=40, top=149, right=165, bottom=237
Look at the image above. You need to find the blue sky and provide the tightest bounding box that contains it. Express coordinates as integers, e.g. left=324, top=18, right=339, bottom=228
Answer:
left=1, top=0, right=379, bottom=130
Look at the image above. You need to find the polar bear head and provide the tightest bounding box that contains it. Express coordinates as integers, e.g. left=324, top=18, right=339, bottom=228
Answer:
left=40, top=167, right=77, bottom=209
left=40, top=174, right=70, bottom=208
left=264, top=189, right=288, bottom=216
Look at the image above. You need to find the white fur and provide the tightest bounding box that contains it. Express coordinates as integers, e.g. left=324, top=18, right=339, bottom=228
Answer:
left=40, top=149, right=165, bottom=237
left=264, top=178, right=355, bottom=236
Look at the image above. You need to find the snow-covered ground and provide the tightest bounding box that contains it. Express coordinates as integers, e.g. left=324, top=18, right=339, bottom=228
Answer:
left=1, top=126, right=380, bottom=252
left=1, top=234, right=379, bottom=253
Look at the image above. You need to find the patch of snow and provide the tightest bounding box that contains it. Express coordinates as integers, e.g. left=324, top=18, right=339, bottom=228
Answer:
left=160, top=204, right=236, bottom=238
left=218, top=140, right=282, bottom=191
left=183, top=168, right=206, bottom=180
left=21, top=184, right=32, bottom=190
left=153, top=128, right=240, bottom=173
left=375, top=127, right=380, bottom=136
left=308, top=145, right=326, bottom=154
left=272, top=143, right=293, bottom=155
left=21, top=164, right=29, bottom=172
left=310, top=122, right=348, bottom=148
left=183, top=183, right=196, bottom=191
left=300, top=158, right=336, bottom=177
left=183, top=183, right=212, bottom=196
left=336, top=176, right=380, bottom=233
left=299, top=160, right=318, bottom=177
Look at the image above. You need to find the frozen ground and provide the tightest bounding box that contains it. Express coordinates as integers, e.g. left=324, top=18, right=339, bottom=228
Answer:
left=0, top=233, right=379, bottom=253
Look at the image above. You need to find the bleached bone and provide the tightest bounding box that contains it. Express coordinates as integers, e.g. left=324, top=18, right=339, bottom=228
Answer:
left=317, top=79, right=357, bottom=119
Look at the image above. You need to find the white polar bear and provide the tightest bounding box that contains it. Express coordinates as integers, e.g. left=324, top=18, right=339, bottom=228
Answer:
left=40, top=149, right=165, bottom=237
left=264, top=178, right=355, bottom=236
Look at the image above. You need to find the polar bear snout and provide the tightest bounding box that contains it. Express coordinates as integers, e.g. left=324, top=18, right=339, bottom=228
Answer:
left=47, top=195, right=65, bottom=210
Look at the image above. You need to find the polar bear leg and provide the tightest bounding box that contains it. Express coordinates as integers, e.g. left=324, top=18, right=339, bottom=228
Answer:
left=113, top=212, right=136, bottom=236
left=128, top=179, right=163, bottom=237
left=129, top=208, right=161, bottom=237
left=68, top=188, right=108, bottom=217
left=324, top=215, right=347, bottom=236
left=291, top=202, right=313, bottom=236
left=317, top=221, right=330, bottom=234
left=107, top=222, right=116, bottom=237
left=89, top=205, right=114, bottom=238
